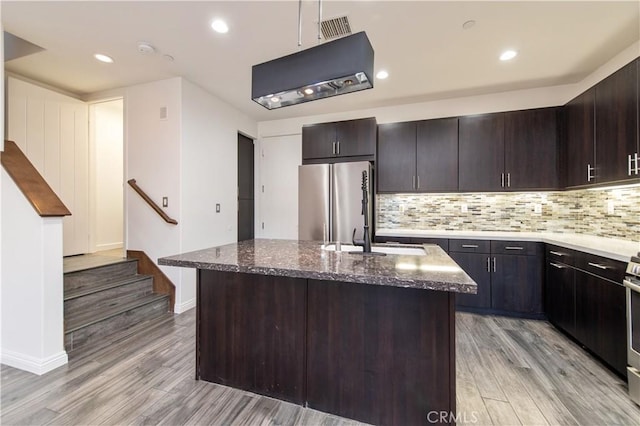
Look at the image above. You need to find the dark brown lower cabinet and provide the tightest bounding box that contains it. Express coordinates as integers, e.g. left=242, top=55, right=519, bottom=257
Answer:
left=545, top=260, right=576, bottom=336
left=450, top=252, right=491, bottom=309
left=197, top=270, right=307, bottom=404
left=491, top=254, right=543, bottom=315
left=306, top=280, right=455, bottom=425
left=574, top=269, right=627, bottom=376
left=197, top=270, right=457, bottom=425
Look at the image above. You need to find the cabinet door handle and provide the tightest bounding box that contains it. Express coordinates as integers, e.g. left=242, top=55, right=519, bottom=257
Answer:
left=487, top=257, right=491, bottom=272
left=501, top=173, right=505, bottom=188
left=587, top=262, right=608, bottom=270
left=629, top=154, right=633, bottom=176
left=507, top=172, right=511, bottom=187
left=412, top=175, right=416, bottom=190
left=587, top=164, right=595, bottom=182
left=635, top=153, right=639, bottom=174
left=332, top=141, right=336, bottom=155
left=462, top=244, right=479, bottom=248
left=336, top=141, right=340, bottom=154
left=549, top=250, right=564, bottom=257
left=505, top=246, right=524, bottom=250
left=416, top=175, right=420, bottom=189
left=550, top=262, right=566, bottom=269
left=493, top=257, right=497, bottom=273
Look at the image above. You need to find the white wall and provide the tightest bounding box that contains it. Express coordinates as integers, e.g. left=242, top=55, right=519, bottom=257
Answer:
left=256, top=42, right=640, bottom=239
left=125, top=77, right=182, bottom=301
left=125, top=77, right=257, bottom=313
left=1, top=168, right=67, bottom=375
left=7, top=77, right=89, bottom=256
left=178, top=79, right=257, bottom=312
left=90, top=99, right=124, bottom=252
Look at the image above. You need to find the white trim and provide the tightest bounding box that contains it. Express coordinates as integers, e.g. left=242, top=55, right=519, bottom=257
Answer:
left=95, top=242, right=124, bottom=251
left=174, top=298, right=196, bottom=314
left=1, top=349, right=68, bottom=375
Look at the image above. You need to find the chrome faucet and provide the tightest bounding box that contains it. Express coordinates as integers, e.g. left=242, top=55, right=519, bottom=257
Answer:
left=352, top=170, right=372, bottom=253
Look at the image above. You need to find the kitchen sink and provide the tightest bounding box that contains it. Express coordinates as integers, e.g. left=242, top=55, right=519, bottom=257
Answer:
left=322, top=244, right=426, bottom=256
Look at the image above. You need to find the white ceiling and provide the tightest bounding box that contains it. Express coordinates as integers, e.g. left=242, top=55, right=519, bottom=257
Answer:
left=3, top=1, right=639, bottom=122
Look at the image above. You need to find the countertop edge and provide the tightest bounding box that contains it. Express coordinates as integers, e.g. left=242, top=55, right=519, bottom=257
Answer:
left=158, top=256, right=477, bottom=294
left=376, top=229, right=639, bottom=262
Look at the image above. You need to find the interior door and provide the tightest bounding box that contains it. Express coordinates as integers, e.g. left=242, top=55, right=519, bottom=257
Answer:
left=237, top=133, right=254, bottom=241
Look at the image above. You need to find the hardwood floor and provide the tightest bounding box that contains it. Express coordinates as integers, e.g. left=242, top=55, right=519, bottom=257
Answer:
left=2, top=310, right=639, bottom=425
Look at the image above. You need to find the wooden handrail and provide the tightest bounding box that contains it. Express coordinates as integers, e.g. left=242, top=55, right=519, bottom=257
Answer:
left=127, top=179, right=178, bottom=225
left=1, top=140, right=71, bottom=217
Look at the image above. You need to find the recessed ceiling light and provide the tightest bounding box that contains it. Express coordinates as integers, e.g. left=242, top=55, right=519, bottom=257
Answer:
left=94, top=53, right=114, bottom=63
left=462, top=20, right=476, bottom=30
left=211, top=19, right=229, bottom=34
left=376, top=70, right=389, bottom=80
left=500, top=50, right=518, bottom=61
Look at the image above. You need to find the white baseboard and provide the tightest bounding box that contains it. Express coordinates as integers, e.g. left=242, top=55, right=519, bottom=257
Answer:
left=1, top=349, right=68, bottom=375
left=174, top=298, right=196, bottom=314
left=95, top=242, right=124, bottom=251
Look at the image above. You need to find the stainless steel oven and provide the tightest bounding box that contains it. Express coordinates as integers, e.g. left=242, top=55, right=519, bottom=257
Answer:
left=624, top=253, right=640, bottom=406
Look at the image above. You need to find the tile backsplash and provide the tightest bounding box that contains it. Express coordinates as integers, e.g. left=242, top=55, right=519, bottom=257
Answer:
left=377, top=186, right=640, bottom=241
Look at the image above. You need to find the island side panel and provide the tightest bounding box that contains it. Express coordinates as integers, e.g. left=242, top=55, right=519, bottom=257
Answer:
left=197, top=270, right=307, bottom=405
left=307, top=280, right=455, bottom=425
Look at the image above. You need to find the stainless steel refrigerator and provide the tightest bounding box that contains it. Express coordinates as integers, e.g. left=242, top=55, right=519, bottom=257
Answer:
left=298, top=161, right=372, bottom=243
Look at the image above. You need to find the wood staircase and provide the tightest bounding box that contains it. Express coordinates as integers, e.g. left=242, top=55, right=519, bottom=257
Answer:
left=63, top=257, right=171, bottom=356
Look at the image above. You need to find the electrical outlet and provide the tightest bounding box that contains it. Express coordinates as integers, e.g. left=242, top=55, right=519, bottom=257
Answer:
left=607, top=200, right=615, bottom=215
left=162, top=197, right=168, bottom=207
left=534, top=203, right=542, bottom=214
left=216, top=203, right=221, bottom=213
left=461, top=204, right=468, bottom=213
left=399, top=204, right=405, bottom=213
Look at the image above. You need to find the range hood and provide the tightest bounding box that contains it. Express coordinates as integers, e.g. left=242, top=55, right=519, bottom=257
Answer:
left=251, top=31, right=374, bottom=110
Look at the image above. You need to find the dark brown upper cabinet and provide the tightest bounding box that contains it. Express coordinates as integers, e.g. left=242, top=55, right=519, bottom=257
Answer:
left=416, top=118, right=459, bottom=192
left=302, top=117, right=376, bottom=162
left=565, top=89, right=596, bottom=187
left=377, top=118, right=458, bottom=192
left=459, top=113, right=505, bottom=192
left=595, top=58, right=639, bottom=183
left=504, top=107, right=560, bottom=190
left=377, top=121, right=416, bottom=192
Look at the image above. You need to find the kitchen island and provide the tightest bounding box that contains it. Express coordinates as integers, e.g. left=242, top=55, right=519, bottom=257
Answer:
left=159, top=239, right=476, bottom=425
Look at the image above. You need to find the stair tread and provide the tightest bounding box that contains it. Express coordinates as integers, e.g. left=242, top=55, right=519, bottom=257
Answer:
left=64, top=257, right=137, bottom=275
left=64, top=274, right=153, bottom=301
left=66, top=312, right=174, bottom=360
left=65, top=293, right=169, bottom=333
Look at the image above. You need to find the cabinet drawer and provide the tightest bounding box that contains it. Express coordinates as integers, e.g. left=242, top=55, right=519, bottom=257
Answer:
left=575, top=252, right=626, bottom=284
left=546, top=245, right=576, bottom=266
left=449, top=239, right=490, bottom=253
left=491, top=240, right=541, bottom=256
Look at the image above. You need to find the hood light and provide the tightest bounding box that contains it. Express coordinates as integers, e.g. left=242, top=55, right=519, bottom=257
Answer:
left=252, top=31, right=374, bottom=110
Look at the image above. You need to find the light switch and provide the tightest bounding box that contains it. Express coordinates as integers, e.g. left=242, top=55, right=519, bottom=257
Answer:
left=461, top=204, right=468, bottom=213
left=607, top=200, right=615, bottom=215
left=534, top=203, right=542, bottom=214
left=216, top=203, right=221, bottom=213
left=162, top=197, right=168, bottom=207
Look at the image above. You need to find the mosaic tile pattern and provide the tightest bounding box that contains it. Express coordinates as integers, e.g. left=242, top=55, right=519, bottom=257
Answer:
left=377, top=187, right=640, bottom=241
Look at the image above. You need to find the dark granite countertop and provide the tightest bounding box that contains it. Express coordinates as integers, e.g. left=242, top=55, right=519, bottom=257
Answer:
left=158, top=239, right=477, bottom=294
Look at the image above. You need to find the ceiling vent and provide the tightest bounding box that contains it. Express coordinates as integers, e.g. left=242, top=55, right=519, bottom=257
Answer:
left=320, top=15, right=352, bottom=40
